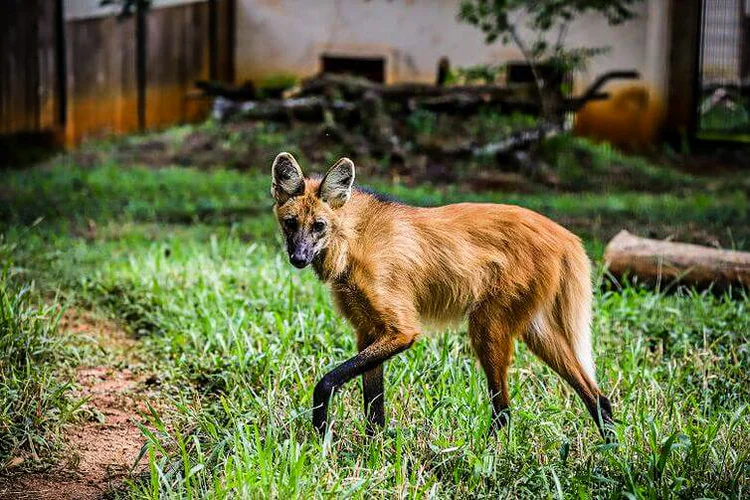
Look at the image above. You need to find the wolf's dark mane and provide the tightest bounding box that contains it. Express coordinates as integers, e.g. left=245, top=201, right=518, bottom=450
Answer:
left=355, top=185, right=402, bottom=205
left=305, top=173, right=401, bottom=205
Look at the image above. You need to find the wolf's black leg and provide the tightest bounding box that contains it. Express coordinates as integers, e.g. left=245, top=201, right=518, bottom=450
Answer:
left=362, top=364, right=385, bottom=434
left=312, top=334, right=414, bottom=435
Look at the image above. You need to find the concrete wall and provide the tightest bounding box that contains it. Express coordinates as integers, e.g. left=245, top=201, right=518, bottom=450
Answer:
left=235, top=0, right=670, bottom=92
left=64, top=0, right=206, bottom=21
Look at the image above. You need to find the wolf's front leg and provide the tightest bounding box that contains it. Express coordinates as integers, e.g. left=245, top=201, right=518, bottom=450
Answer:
left=312, top=333, right=414, bottom=436
left=362, top=365, right=384, bottom=434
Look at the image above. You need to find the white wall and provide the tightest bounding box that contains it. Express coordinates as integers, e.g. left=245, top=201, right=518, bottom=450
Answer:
left=644, top=0, right=671, bottom=94
left=235, top=0, right=667, bottom=92
left=64, top=0, right=207, bottom=21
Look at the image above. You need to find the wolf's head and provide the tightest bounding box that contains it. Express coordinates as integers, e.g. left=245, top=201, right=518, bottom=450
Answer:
left=271, top=152, right=355, bottom=269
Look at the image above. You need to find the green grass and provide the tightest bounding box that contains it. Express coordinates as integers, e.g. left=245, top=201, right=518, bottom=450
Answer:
left=699, top=96, right=750, bottom=135
left=407, top=109, right=538, bottom=144
left=83, top=229, right=750, bottom=498
left=695, top=132, right=750, bottom=144
left=0, top=243, right=78, bottom=465
left=538, top=135, right=696, bottom=191
left=0, top=140, right=748, bottom=498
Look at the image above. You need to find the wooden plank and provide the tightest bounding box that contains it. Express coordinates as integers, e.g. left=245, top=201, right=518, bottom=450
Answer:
left=38, top=0, right=60, bottom=131
left=65, top=15, right=139, bottom=144
left=145, top=2, right=211, bottom=129
left=208, top=0, right=234, bottom=82
left=25, top=1, right=40, bottom=131
left=2, top=0, right=216, bottom=143
left=742, top=14, right=750, bottom=81
left=0, top=0, right=42, bottom=134
left=0, top=0, right=61, bottom=136
left=216, top=0, right=235, bottom=83
left=0, top=2, right=12, bottom=132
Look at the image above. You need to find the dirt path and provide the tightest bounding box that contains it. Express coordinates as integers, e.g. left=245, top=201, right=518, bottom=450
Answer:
left=0, top=311, right=156, bottom=500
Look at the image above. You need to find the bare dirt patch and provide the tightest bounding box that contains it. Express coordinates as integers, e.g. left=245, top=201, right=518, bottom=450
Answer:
left=0, top=311, right=158, bottom=500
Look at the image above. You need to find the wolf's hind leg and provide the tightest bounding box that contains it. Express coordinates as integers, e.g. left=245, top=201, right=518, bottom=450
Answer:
left=468, top=306, right=517, bottom=433
left=522, top=311, right=614, bottom=441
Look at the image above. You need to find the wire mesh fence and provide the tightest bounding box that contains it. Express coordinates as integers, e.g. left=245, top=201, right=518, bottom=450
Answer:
left=697, top=0, right=750, bottom=140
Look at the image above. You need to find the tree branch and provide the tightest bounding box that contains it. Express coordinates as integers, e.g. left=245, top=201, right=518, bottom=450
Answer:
left=555, top=22, right=569, bottom=50
left=508, top=26, right=551, bottom=119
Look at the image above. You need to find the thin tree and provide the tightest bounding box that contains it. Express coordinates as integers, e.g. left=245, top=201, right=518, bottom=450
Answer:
left=458, top=0, right=643, bottom=120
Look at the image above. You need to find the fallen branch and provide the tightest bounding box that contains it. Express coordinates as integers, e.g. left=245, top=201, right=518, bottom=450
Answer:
left=604, top=230, right=750, bottom=290
left=472, top=124, right=561, bottom=157
left=383, top=82, right=532, bottom=102
left=412, top=93, right=485, bottom=115
left=291, top=73, right=536, bottom=105
left=212, top=96, right=327, bottom=122
left=292, top=73, right=380, bottom=100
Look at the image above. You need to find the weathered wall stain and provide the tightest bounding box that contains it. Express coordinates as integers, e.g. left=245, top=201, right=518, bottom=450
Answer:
left=574, top=84, right=665, bottom=152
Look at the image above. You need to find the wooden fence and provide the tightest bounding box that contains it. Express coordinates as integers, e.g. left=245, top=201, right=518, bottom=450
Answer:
left=0, top=0, right=234, bottom=145
left=0, top=1, right=62, bottom=137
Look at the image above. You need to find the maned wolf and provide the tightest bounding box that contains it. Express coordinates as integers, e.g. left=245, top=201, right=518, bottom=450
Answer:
left=271, top=152, right=614, bottom=440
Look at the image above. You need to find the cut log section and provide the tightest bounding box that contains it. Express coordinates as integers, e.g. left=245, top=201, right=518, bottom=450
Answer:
left=603, top=230, right=750, bottom=290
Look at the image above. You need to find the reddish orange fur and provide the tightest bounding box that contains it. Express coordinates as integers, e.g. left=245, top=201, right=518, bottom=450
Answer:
left=273, top=153, right=613, bottom=436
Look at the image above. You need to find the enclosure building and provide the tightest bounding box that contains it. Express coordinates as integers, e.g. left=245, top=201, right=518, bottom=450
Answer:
left=2, top=0, right=749, bottom=144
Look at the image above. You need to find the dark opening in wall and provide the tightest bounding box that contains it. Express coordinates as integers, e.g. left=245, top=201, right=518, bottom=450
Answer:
left=321, top=55, right=386, bottom=83
left=506, top=62, right=567, bottom=89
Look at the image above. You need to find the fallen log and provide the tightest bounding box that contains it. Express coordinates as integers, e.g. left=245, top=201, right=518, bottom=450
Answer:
left=473, top=124, right=561, bottom=157
left=382, top=82, right=531, bottom=101
left=212, top=96, right=327, bottom=122
left=603, top=230, right=750, bottom=290
left=410, top=124, right=563, bottom=160
left=412, top=93, right=485, bottom=115
left=293, top=73, right=381, bottom=100
left=292, top=73, right=536, bottom=104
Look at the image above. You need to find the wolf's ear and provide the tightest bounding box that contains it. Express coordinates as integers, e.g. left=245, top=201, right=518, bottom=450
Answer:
left=271, top=152, right=304, bottom=205
left=319, top=157, right=355, bottom=208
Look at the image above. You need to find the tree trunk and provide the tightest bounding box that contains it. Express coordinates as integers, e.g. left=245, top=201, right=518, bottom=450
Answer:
left=603, top=230, right=750, bottom=290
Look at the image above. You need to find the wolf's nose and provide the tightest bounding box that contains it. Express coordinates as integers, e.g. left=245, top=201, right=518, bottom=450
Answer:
left=290, top=254, right=309, bottom=268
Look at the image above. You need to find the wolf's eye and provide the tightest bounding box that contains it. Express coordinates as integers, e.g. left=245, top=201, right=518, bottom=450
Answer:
left=283, top=217, right=298, bottom=231
left=312, top=220, right=326, bottom=232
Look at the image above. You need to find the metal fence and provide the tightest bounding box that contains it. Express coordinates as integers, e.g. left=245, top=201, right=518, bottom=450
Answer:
left=696, top=0, right=750, bottom=141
